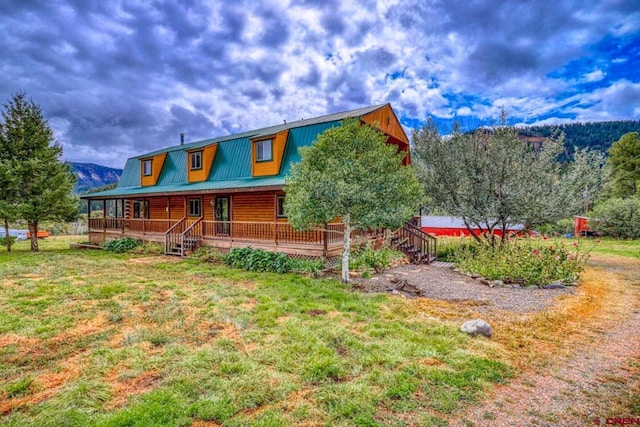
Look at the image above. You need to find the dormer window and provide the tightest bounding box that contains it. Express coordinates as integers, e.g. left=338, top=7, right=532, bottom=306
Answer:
left=142, top=159, right=152, bottom=176
left=256, top=139, right=272, bottom=162
left=190, top=151, right=202, bottom=170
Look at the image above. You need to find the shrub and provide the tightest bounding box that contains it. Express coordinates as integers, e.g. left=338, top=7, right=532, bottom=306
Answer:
left=289, top=258, right=326, bottom=277
left=191, top=246, right=226, bottom=263
left=347, top=243, right=405, bottom=274
left=0, top=236, right=17, bottom=246
left=591, top=197, right=640, bottom=239
left=436, top=238, right=477, bottom=262
left=454, top=237, right=593, bottom=286
left=139, top=242, right=164, bottom=255
left=103, top=237, right=142, bottom=253
left=224, top=247, right=291, bottom=273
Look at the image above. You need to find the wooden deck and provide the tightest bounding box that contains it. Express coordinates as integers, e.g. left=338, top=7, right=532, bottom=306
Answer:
left=88, top=218, right=362, bottom=257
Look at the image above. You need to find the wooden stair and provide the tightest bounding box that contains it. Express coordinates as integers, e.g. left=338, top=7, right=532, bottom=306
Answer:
left=392, top=221, right=437, bottom=264
left=164, top=217, right=203, bottom=256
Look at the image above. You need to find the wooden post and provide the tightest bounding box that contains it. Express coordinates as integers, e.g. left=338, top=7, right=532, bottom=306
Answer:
left=323, top=223, right=328, bottom=258
left=102, top=200, right=106, bottom=230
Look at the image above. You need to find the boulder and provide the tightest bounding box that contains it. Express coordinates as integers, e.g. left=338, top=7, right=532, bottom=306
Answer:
left=461, top=319, right=493, bottom=338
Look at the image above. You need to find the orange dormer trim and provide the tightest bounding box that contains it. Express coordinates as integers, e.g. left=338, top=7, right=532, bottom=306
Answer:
left=252, top=129, right=289, bottom=177
left=187, top=144, right=218, bottom=183
left=361, top=104, right=411, bottom=165
left=140, top=153, right=167, bottom=187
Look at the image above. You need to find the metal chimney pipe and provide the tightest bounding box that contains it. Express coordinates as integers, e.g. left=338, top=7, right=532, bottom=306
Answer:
left=180, top=133, right=184, bottom=145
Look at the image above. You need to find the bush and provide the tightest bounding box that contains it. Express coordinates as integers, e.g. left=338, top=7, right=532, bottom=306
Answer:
left=104, top=237, right=142, bottom=253
left=436, top=238, right=477, bottom=262
left=591, top=197, right=640, bottom=239
left=139, top=242, right=164, bottom=255
left=289, top=258, right=326, bottom=277
left=454, top=238, right=592, bottom=286
left=0, top=236, right=17, bottom=246
left=348, top=243, right=405, bottom=274
left=224, top=247, right=291, bottom=273
left=191, top=246, right=226, bottom=263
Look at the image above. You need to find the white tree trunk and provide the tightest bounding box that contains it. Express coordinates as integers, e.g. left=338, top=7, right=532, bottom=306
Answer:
left=341, top=214, right=351, bottom=283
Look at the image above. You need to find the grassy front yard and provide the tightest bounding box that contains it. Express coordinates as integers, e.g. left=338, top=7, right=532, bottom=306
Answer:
left=1, top=237, right=510, bottom=426
left=0, top=235, right=637, bottom=426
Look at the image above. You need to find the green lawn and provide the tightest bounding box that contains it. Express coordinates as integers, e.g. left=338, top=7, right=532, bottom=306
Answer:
left=0, top=237, right=511, bottom=427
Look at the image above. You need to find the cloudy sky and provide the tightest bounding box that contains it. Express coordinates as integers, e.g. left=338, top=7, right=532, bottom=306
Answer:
left=1, top=0, right=638, bottom=168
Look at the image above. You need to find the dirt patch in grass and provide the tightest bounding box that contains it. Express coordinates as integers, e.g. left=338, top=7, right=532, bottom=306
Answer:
left=106, top=369, right=163, bottom=409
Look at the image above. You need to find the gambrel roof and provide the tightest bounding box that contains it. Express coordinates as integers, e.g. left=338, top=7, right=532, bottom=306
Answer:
left=83, top=104, right=408, bottom=199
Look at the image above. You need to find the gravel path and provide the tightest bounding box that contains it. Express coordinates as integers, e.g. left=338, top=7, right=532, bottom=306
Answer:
left=354, top=257, right=640, bottom=425
left=352, top=263, right=575, bottom=314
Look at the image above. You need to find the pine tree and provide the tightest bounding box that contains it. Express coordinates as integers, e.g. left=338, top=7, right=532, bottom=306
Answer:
left=0, top=92, right=78, bottom=251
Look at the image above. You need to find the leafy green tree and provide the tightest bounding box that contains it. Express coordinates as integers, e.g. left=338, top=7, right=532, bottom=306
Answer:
left=0, top=92, right=78, bottom=251
left=591, top=197, right=640, bottom=239
left=607, top=132, right=640, bottom=198
left=413, top=119, right=601, bottom=245
left=285, top=118, right=424, bottom=283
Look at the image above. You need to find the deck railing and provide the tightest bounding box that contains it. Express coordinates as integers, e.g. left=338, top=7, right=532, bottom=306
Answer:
left=89, top=218, right=384, bottom=251
left=89, top=218, right=181, bottom=234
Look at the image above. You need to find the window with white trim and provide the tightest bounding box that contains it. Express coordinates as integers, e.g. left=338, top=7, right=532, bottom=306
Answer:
left=190, top=151, right=202, bottom=170
left=142, top=159, right=152, bottom=176
left=256, top=139, right=272, bottom=162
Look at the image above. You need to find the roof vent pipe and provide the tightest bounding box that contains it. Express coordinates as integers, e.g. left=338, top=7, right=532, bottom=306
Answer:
left=180, top=133, right=184, bottom=145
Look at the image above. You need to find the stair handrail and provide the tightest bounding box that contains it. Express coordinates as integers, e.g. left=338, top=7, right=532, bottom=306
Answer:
left=178, top=217, right=204, bottom=257
left=164, top=217, right=187, bottom=254
left=396, top=221, right=437, bottom=264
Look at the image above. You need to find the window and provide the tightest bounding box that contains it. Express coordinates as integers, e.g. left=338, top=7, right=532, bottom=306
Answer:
left=189, top=199, right=201, bottom=217
left=190, top=151, right=202, bottom=170
left=276, top=195, right=286, bottom=218
left=142, top=159, right=152, bottom=176
left=133, top=200, right=149, bottom=219
left=256, top=139, right=272, bottom=162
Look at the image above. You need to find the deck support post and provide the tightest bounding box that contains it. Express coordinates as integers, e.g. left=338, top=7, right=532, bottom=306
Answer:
left=323, top=223, right=328, bottom=258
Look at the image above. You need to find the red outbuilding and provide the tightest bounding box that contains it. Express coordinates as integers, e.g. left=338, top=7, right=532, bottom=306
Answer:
left=574, top=216, right=590, bottom=237
left=420, top=216, right=525, bottom=237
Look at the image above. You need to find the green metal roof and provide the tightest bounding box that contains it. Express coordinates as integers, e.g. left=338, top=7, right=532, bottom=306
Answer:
left=83, top=104, right=388, bottom=199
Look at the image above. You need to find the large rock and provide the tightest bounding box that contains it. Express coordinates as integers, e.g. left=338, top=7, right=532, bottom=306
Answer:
left=461, top=319, right=493, bottom=338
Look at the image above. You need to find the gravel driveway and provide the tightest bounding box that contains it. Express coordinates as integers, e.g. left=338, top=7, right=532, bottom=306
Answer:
left=351, top=263, right=575, bottom=313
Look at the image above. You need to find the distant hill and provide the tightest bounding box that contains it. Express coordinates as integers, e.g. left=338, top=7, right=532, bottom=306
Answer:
left=70, top=162, right=122, bottom=193
left=518, top=120, right=640, bottom=157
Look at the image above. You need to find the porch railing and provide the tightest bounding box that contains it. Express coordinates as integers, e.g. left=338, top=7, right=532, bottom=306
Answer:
left=89, top=218, right=180, bottom=234
left=200, top=220, right=345, bottom=246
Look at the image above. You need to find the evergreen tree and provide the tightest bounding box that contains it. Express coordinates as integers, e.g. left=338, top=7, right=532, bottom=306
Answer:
left=0, top=92, right=78, bottom=251
left=607, top=132, right=640, bottom=198
left=285, top=118, right=424, bottom=283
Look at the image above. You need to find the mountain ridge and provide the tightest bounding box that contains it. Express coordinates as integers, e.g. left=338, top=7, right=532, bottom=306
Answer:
left=70, top=162, right=122, bottom=194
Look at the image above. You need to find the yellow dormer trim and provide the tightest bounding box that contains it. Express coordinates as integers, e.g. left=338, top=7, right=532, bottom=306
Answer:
left=252, top=129, right=289, bottom=177
left=140, top=153, right=167, bottom=187
left=187, top=144, right=218, bottom=183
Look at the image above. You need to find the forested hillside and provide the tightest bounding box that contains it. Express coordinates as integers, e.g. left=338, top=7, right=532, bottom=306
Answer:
left=70, top=162, right=122, bottom=193
left=519, top=120, right=640, bottom=154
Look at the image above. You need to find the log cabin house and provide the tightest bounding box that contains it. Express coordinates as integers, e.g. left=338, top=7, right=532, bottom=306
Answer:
left=82, top=104, right=436, bottom=262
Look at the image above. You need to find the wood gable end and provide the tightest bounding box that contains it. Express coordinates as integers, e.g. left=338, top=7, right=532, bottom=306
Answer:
left=252, top=129, right=289, bottom=177
left=140, top=153, right=167, bottom=187
left=187, top=144, right=218, bottom=183
left=361, top=104, right=411, bottom=165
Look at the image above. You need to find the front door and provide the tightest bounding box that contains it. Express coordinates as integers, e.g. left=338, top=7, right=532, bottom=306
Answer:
left=214, top=196, right=230, bottom=236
